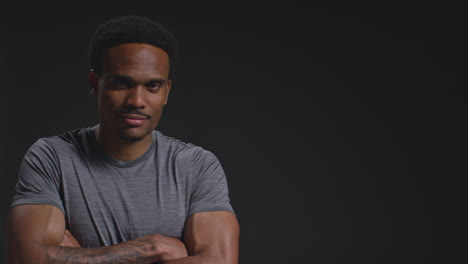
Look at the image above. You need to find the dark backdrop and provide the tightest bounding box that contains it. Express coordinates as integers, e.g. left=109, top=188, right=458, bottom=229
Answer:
left=2, top=3, right=467, bottom=263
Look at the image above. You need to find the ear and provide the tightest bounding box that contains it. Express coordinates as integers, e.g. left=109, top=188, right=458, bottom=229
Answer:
left=89, top=70, right=99, bottom=96
left=164, top=80, right=172, bottom=105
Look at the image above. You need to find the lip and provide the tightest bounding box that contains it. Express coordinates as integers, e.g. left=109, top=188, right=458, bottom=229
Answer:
left=120, top=113, right=148, bottom=120
left=120, top=114, right=149, bottom=126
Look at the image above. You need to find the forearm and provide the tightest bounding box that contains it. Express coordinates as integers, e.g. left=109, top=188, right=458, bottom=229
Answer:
left=21, top=236, right=160, bottom=264
left=163, top=255, right=204, bottom=264
left=163, top=211, right=239, bottom=264
left=163, top=253, right=235, bottom=264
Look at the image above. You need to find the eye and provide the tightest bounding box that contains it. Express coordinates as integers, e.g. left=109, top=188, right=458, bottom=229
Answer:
left=146, top=81, right=163, bottom=91
left=110, top=77, right=132, bottom=90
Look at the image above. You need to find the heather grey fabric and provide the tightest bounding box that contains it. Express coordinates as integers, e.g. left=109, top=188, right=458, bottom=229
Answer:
left=11, top=127, right=233, bottom=248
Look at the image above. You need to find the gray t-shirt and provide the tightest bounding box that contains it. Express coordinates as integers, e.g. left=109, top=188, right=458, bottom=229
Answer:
left=10, top=127, right=233, bottom=248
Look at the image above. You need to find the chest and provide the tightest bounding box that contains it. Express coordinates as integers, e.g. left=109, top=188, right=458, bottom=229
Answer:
left=59, top=159, right=191, bottom=247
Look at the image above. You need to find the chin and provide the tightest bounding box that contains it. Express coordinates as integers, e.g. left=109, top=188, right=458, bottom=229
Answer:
left=119, top=134, right=145, bottom=142
left=119, top=128, right=154, bottom=142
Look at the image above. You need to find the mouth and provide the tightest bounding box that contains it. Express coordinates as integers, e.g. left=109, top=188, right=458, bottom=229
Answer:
left=120, top=113, right=149, bottom=126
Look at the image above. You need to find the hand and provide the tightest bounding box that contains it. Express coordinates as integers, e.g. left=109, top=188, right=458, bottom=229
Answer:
left=60, top=229, right=81, bottom=248
left=149, top=234, right=188, bottom=263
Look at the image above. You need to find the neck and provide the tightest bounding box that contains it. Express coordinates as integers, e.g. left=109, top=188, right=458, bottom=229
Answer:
left=93, top=124, right=153, bottom=161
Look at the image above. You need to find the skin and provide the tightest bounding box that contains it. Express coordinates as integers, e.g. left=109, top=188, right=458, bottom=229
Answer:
left=90, top=43, right=172, bottom=161
left=7, top=43, right=240, bottom=264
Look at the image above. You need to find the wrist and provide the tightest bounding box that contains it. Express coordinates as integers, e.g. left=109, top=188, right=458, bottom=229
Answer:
left=129, top=234, right=165, bottom=262
left=144, top=234, right=188, bottom=263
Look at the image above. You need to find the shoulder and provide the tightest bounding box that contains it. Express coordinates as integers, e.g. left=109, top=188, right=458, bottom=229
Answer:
left=154, top=130, right=219, bottom=165
left=27, top=127, right=89, bottom=157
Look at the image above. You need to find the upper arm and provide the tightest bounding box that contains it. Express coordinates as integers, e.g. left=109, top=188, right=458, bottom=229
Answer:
left=11, top=139, right=64, bottom=213
left=7, top=204, right=66, bottom=264
left=183, top=211, right=240, bottom=264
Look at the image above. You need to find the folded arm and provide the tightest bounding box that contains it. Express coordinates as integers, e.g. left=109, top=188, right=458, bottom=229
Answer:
left=7, top=204, right=187, bottom=264
left=163, top=211, right=240, bottom=264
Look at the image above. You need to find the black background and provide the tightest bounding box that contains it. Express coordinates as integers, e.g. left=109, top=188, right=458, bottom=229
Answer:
left=2, top=2, right=468, bottom=263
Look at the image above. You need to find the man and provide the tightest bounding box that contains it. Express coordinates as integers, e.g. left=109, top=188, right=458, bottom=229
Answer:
left=7, top=16, right=239, bottom=264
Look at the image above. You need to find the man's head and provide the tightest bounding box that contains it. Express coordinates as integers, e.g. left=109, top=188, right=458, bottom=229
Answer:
left=88, top=16, right=177, bottom=143
left=89, top=15, right=178, bottom=79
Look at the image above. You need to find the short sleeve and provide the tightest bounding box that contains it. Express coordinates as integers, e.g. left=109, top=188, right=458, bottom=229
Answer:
left=188, top=148, right=234, bottom=216
left=10, top=138, right=65, bottom=213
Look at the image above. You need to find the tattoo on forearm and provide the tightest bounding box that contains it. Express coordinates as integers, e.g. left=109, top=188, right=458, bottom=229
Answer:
left=39, top=237, right=158, bottom=264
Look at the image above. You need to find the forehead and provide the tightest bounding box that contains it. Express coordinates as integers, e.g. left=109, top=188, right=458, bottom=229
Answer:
left=102, top=43, right=170, bottom=78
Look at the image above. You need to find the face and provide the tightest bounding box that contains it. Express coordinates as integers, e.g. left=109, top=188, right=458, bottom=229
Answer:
left=90, top=43, right=171, bottom=142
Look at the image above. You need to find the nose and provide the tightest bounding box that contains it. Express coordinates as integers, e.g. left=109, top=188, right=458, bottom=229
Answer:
left=125, top=86, right=146, bottom=108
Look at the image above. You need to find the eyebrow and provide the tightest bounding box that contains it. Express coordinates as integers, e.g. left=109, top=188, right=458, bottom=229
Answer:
left=109, top=74, right=168, bottom=84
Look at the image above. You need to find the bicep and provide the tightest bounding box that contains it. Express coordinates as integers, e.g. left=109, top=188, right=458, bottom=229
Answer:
left=7, top=204, right=65, bottom=264
left=183, top=211, right=239, bottom=264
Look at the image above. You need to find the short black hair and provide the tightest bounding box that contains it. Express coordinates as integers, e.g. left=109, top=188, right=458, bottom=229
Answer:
left=89, top=15, right=178, bottom=79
